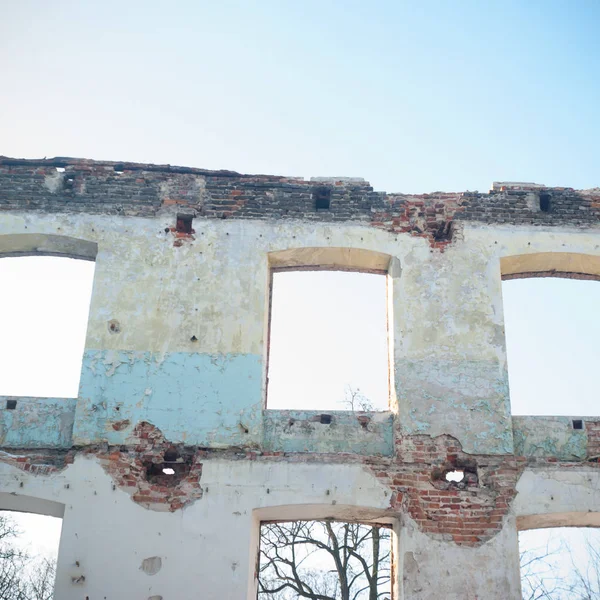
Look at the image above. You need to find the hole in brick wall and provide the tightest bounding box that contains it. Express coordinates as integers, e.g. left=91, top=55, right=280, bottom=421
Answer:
left=445, top=469, right=465, bottom=482
left=539, top=193, right=551, bottom=212
left=176, top=214, right=194, bottom=234
left=145, top=457, right=191, bottom=487
left=320, top=414, right=332, bottom=425
left=431, top=459, right=478, bottom=489
left=55, top=167, right=65, bottom=173
left=573, top=419, right=583, bottom=430
left=313, top=186, right=332, bottom=210
left=6, top=399, right=17, bottom=410
left=433, top=221, right=453, bottom=242
left=162, top=448, right=179, bottom=462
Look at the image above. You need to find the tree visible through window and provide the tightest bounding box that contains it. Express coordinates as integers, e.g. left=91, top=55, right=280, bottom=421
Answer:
left=258, top=520, right=392, bottom=600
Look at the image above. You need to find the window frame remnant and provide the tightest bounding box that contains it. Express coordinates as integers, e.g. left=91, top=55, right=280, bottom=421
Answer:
left=264, top=247, right=397, bottom=411
left=500, top=252, right=600, bottom=416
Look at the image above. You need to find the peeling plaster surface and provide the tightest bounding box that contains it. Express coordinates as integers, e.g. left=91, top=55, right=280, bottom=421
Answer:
left=396, top=360, right=512, bottom=454
left=74, top=350, right=262, bottom=446
left=263, top=410, right=394, bottom=455
left=399, top=514, right=522, bottom=599
left=513, top=416, right=588, bottom=459
left=515, top=468, right=600, bottom=528
left=0, top=398, right=75, bottom=448
left=0, top=168, right=599, bottom=600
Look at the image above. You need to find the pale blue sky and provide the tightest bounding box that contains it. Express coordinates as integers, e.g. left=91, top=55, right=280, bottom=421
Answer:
left=1, top=0, right=599, bottom=591
left=1, top=0, right=599, bottom=192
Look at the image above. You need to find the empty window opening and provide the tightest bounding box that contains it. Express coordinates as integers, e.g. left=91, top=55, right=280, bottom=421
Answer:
left=313, top=186, right=332, bottom=210
left=0, top=256, right=95, bottom=398
left=519, top=527, right=600, bottom=598
left=258, top=520, right=392, bottom=599
left=267, top=270, right=389, bottom=410
left=55, top=167, right=65, bottom=173
left=6, top=399, right=17, bottom=410
left=162, top=467, right=175, bottom=475
left=539, top=193, right=551, bottom=212
left=0, top=510, right=62, bottom=596
left=176, top=214, right=193, bottom=234
left=445, top=469, right=465, bottom=483
left=573, top=419, right=583, bottom=430
left=502, top=278, right=600, bottom=415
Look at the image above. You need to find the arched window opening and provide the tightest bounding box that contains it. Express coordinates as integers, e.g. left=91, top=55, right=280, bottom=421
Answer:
left=0, top=255, right=95, bottom=398
left=266, top=249, right=394, bottom=411
left=500, top=253, right=600, bottom=416
left=502, top=277, right=599, bottom=416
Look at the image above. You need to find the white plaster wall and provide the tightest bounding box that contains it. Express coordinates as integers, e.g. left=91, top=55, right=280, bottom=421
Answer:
left=515, top=467, right=600, bottom=530
left=399, top=514, right=522, bottom=600
left=1, top=214, right=598, bottom=453
left=0, top=457, right=391, bottom=600
left=0, top=457, right=526, bottom=600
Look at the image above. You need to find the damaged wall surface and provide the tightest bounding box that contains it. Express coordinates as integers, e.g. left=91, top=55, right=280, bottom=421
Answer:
left=0, top=157, right=599, bottom=599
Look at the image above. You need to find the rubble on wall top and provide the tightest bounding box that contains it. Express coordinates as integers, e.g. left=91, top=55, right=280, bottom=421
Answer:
left=0, top=156, right=596, bottom=196
left=491, top=182, right=547, bottom=192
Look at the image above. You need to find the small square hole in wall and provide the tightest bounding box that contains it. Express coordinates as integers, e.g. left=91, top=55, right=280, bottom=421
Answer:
left=539, top=193, right=551, bottom=212
left=313, top=187, right=331, bottom=210
left=6, top=400, right=17, bottom=410
left=176, top=214, right=193, bottom=234
left=572, top=419, right=583, bottom=430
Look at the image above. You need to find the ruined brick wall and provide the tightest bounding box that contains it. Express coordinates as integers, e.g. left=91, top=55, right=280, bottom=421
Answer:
left=0, top=156, right=599, bottom=598
left=1, top=157, right=598, bottom=249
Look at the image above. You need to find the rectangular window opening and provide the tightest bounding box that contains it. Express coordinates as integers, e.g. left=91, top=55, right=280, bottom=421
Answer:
left=0, top=256, right=96, bottom=398
left=502, top=277, right=599, bottom=416
left=0, top=510, right=62, bottom=596
left=258, top=520, right=392, bottom=599
left=266, top=270, right=389, bottom=411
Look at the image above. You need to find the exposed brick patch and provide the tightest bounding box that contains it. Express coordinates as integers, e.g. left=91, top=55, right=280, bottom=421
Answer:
left=0, top=448, right=73, bottom=475
left=1, top=157, right=598, bottom=251
left=1, top=419, right=599, bottom=538
left=111, top=419, right=130, bottom=431
left=370, top=195, right=463, bottom=250
left=586, top=421, right=600, bottom=461
left=364, top=435, right=519, bottom=546
left=97, top=421, right=203, bottom=512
